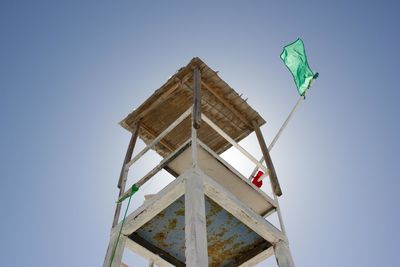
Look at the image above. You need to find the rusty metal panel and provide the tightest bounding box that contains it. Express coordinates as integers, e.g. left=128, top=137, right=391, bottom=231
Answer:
left=131, top=196, right=271, bottom=266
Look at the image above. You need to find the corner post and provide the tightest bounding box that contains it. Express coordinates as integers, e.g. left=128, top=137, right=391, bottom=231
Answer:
left=252, top=121, right=282, bottom=197
left=112, top=124, right=140, bottom=227
left=185, top=169, right=208, bottom=267
left=191, top=66, right=201, bottom=167
left=103, top=233, right=127, bottom=267
left=274, top=240, right=295, bottom=267
left=185, top=66, right=208, bottom=267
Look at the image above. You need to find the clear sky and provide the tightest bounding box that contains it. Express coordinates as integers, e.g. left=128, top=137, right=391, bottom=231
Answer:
left=1, top=1, right=399, bottom=266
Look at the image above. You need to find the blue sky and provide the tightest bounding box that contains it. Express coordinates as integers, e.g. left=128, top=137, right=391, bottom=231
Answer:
left=1, top=1, right=399, bottom=266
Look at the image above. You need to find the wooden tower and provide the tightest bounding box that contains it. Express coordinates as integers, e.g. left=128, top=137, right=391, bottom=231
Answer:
left=104, top=58, right=295, bottom=267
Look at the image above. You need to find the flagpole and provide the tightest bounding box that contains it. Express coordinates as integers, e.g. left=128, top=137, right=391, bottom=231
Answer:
left=249, top=94, right=305, bottom=179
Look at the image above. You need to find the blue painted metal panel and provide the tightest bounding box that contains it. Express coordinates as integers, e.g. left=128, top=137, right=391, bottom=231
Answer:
left=133, top=196, right=271, bottom=266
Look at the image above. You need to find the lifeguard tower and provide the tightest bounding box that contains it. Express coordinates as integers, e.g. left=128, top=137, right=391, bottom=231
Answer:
left=104, top=58, right=295, bottom=267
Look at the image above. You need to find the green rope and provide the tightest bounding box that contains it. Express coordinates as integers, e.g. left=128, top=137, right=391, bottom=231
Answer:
left=109, top=184, right=139, bottom=267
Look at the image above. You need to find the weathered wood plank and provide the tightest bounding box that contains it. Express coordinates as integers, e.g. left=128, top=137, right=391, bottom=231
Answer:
left=125, top=238, right=175, bottom=267
left=129, top=233, right=185, bottom=267
left=140, top=123, right=175, bottom=152
left=113, top=124, right=140, bottom=227
left=197, top=139, right=277, bottom=209
left=117, top=139, right=191, bottom=202
left=127, top=73, right=192, bottom=126
left=202, top=169, right=286, bottom=244
left=202, top=114, right=270, bottom=175
left=126, top=107, right=192, bottom=168
left=113, top=173, right=186, bottom=236
left=239, top=247, right=274, bottom=267
left=103, top=233, right=127, bottom=267
left=252, top=121, right=282, bottom=196
left=193, top=67, right=202, bottom=129
left=200, top=80, right=252, bottom=128
left=274, top=240, right=295, bottom=267
left=185, top=168, right=209, bottom=267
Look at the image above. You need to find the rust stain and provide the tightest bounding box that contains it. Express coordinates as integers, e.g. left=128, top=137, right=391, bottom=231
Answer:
left=174, top=208, right=184, bottom=216
left=168, top=218, right=178, bottom=230
left=153, top=232, right=170, bottom=248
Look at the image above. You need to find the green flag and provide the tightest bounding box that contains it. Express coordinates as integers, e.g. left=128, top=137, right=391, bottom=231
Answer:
left=280, top=38, right=317, bottom=96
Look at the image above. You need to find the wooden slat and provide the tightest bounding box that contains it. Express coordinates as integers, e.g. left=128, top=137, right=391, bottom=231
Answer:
left=118, top=139, right=191, bottom=202
left=200, top=80, right=252, bottom=128
left=127, top=73, right=192, bottom=126
left=202, top=114, right=270, bottom=175
left=113, top=174, right=185, bottom=236
left=252, top=121, right=282, bottom=196
left=140, top=123, right=175, bottom=152
left=126, top=108, right=192, bottom=168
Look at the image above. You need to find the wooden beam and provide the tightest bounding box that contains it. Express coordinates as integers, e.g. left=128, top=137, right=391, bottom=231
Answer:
left=113, top=125, right=140, bottom=227
left=125, top=238, right=174, bottom=267
left=126, top=107, right=192, bottom=168
left=252, top=121, right=282, bottom=196
left=202, top=114, right=270, bottom=176
left=200, top=80, right=253, bottom=128
left=193, top=67, right=202, bottom=129
left=239, top=247, right=274, bottom=267
left=202, top=170, right=287, bottom=244
left=197, top=140, right=277, bottom=209
left=236, top=242, right=271, bottom=265
left=140, top=123, right=175, bottom=152
left=113, top=173, right=186, bottom=236
left=185, top=169, right=209, bottom=267
left=118, top=124, right=140, bottom=188
left=129, top=233, right=185, bottom=267
left=118, top=139, right=191, bottom=202
left=274, top=240, right=295, bottom=267
left=103, top=233, right=127, bottom=267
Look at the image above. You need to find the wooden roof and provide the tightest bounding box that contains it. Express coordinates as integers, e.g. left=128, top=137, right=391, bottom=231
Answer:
left=120, top=57, right=266, bottom=157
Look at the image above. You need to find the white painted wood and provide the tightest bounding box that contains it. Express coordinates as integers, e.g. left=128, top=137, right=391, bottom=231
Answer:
left=126, top=107, right=192, bottom=168
left=118, top=139, right=191, bottom=202
left=103, top=233, right=127, bottom=267
left=239, top=247, right=274, bottom=267
left=202, top=115, right=270, bottom=176
left=184, top=168, right=209, bottom=267
left=191, top=126, right=198, bottom=168
left=197, top=140, right=277, bottom=210
left=112, top=173, right=186, bottom=236
left=274, top=240, right=295, bottom=267
left=168, top=145, right=276, bottom=215
left=201, top=170, right=287, bottom=244
left=125, top=238, right=174, bottom=267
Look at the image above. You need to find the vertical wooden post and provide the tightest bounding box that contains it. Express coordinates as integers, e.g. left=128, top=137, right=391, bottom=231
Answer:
left=103, top=233, right=127, bottom=267
left=185, top=169, right=209, bottom=267
left=185, top=65, right=208, bottom=266
left=112, top=124, right=140, bottom=227
left=274, top=240, right=295, bottom=267
left=252, top=121, right=282, bottom=196
left=193, top=67, right=201, bottom=129
left=192, top=66, right=201, bottom=167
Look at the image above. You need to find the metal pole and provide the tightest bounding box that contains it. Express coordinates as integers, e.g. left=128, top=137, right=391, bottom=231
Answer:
left=249, top=95, right=305, bottom=179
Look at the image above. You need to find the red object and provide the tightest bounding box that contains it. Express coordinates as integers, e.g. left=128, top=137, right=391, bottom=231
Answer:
left=252, top=170, right=264, bottom=188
